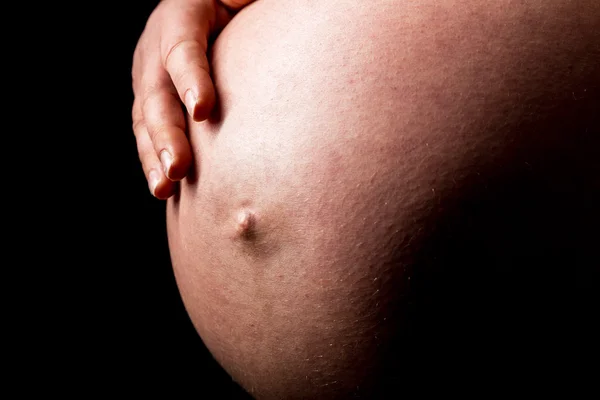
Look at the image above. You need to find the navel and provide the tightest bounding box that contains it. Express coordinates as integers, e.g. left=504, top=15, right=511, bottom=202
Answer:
left=234, top=209, right=256, bottom=239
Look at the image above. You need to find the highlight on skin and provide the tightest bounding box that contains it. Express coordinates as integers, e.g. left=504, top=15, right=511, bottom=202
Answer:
left=165, top=0, right=599, bottom=398
left=234, top=209, right=256, bottom=239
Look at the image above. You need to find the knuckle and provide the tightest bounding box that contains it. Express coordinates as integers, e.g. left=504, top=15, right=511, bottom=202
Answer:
left=147, top=122, right=170, bottom=144
left=132, top=98, right=143, bottom=120
left=141, top=81, right=178, bottom=105
left=140, top=86, right=163, bottom=113
left=132, top=117, right=145, bottom=136
left=142, top=89, right=182, bottom=121
left=163, top=39, right=202, bottom=71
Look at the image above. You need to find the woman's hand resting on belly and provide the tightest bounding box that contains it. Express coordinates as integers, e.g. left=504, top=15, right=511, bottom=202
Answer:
left=135, top=1, right=599, bottom=398
left=131, top=0, right=256, bottom=199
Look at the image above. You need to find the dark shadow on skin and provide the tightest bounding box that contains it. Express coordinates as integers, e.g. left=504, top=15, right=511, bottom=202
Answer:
left=372, top=85, right=599, bottom=398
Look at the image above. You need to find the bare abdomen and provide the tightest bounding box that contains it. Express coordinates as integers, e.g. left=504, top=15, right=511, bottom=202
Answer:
left=166, top=1, right=599, bottom=398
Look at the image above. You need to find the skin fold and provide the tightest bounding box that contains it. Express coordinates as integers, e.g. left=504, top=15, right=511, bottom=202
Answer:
left=166, top=0, right=599, bottom=398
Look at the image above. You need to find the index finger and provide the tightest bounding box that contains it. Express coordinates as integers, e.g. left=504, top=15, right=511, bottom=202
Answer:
left=160, top=1, right=220, bottom=121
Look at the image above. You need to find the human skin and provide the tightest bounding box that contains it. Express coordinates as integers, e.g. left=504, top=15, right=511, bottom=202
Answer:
left=165, top=0, right=599, bottom=398
left=131, top=0, right=255, bottom=199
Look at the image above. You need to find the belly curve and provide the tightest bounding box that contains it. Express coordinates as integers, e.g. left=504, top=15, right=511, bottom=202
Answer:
left=165, top=0, right=599, bottom=397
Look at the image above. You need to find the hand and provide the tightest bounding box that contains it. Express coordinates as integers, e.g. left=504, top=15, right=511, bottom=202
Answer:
left=131, top=0, right=254, bottom=198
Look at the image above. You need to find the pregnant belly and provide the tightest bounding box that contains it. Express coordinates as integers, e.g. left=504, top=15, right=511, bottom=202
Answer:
left=166, top=0, right=598, bottom=398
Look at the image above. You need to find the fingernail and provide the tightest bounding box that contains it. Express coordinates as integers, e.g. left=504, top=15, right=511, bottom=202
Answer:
left=149, top=169, right=160, bottom=196
left=160, top=150, right=174, bottom=178
left=185, top=89, right=198, bottom=118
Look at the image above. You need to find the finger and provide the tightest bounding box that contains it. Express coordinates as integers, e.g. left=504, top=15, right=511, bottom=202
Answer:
left=140, top=72, right=193, bottom=181
left=132, top=25, right=192, bottom=182
left=133, top=100, right=177, bottom=199
left=159, top=0, right=231, bottom=122
left=163, top=38, right=215, bottom=122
